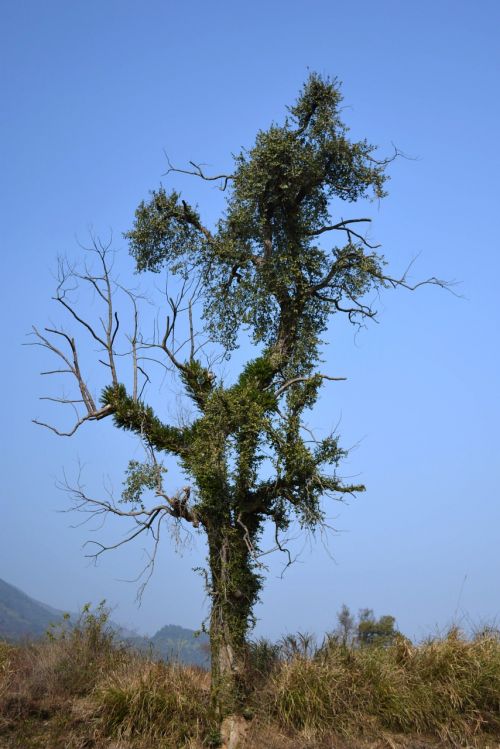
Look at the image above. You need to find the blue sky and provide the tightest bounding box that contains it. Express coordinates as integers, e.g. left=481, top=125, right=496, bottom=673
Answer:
left=1, top=0, right=499, bottom=640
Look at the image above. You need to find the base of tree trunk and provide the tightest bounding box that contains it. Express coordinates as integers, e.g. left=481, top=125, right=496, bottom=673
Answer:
left=220, top=714, right=249, bottom=749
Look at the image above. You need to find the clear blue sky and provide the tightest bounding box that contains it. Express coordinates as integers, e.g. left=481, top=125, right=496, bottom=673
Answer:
left=1, top=0, right=499, bottom=641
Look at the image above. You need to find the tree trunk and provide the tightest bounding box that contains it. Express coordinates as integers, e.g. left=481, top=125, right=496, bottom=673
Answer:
left=206, top=520, right=259, bottom=721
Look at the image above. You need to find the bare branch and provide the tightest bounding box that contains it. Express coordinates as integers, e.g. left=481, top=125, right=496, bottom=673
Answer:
left=33, top=405, right=113, bottom=437
left=163, top=153, right=234, bottom=191
left=366, top=143, right=410, bottom=167
left=38, top=369, right=73, bottom=375
left=54, top=295, right=107, bottom=349
left=31, top=325, right=97, bottom=414
left=138, top=276, right=211, bottom=390
left=31, top=241, right=143, bottom=436
left=307, top=218, right=373, bottom=238
left=272, top=373, right=347, bottom=398
left=188, top=299, right=195, bottom=362
left=273, top=522, right=294, bottom=574
left=58, top=464, right=199, bottom=575
left=39, top=397, right=85, bottom=404
left=54, top=240, right=120, bottom=387
left=382, top=272, right=457, bottom=294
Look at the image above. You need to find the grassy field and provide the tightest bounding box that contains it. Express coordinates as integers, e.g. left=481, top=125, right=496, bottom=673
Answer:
left=1, top=606, right=499, bottom=748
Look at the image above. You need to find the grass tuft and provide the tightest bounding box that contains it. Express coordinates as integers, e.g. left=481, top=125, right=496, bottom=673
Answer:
left=96, top=658, right=214, bottom=746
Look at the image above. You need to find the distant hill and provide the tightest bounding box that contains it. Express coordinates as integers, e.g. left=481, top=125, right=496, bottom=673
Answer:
left=0, top=577, right=209, bottom=666
left=151, top=624, right=209, bottom=667
left=0, top=578, right=65, bottom=640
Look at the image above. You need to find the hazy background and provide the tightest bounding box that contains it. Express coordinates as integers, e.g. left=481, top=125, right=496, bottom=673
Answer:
left=1, top=0, right=499, bottom=641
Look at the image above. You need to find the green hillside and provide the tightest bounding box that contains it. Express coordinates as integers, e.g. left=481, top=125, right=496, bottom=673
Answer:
left=0, top=578, right=64, bottom=641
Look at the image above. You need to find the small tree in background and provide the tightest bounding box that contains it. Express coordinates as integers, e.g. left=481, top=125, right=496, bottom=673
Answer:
left=32, top=74, right=445, bottom=727
left=337, top=604, right=356, bottom=647
left=357, top=609, right=398, bottom=647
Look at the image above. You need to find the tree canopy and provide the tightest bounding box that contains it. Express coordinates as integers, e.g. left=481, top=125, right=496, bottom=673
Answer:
left=128, top=73, right=389, bottom=364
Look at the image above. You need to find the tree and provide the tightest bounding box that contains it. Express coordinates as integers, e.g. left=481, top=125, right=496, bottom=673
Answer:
left=357, top=609, right=399, bottom=647
left=32, top=74, right=445, bottom=728
left=337, top=604, right=356, bottom=647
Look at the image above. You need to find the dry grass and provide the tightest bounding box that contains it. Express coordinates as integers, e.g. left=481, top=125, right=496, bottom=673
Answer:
left=0, top=610, right=499, bottom=748
left=259, top=629, right=500, bottom=746
left=96, top=657, right=215, bottom=746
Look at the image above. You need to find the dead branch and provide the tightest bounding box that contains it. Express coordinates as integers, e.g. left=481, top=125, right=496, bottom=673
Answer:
left=366, top=143, right=411, bottom=167
left=30, top=241, right=150, bottom=436
left=382, top=272, right=455, bottom=294
left=308, top=246, right=455, bottom=325
left=163, top=153, right=234, bottom=191
left=32, top=407, right=113, bottom=437
left=306, top=218, right=381, bottom=250
left=55, top=237, right=119, bottom=387
left=272, top=373, right=347, bottom=398
left=137, top=275, right=207, bottom=380
left=59, top=467, right=199, bottom=558
left=271, top=521, right=294, bottom=576
left=236, top=512, right=294, bottom=575
left=29, top=325, right=115, bottom=435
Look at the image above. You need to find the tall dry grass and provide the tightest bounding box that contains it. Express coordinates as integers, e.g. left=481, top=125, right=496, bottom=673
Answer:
left=260, top=628, right=500, bottom=745
left=96, top=658, right=215, bottom=747
left=0, top=605, right=216, bottom=748
left=0, top=608, right=499, bottom=748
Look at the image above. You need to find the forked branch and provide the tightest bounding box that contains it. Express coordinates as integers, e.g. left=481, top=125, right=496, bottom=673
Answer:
left=164, top=153, right=234, bottom=191
left=306, top=218, right=381, bottom=250
left=272, top=373, right=347, bottom=398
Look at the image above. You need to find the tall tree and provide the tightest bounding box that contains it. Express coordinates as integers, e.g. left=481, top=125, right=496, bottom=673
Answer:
left=32, top=74, right=445, bottom=727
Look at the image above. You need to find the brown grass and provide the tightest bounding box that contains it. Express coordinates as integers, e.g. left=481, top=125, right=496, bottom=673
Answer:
left=96, top=657, right=214, bottom=746
left=259, top=629, right=500, bottom=746
left=1, top=609, right=499, bottom=748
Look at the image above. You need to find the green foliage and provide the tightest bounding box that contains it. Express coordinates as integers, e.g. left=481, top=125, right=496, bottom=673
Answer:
left=122, top=460, right=166, bottom=508
left=357, top=608, right=399, bottom=648
left=128, top=188, right=208, bottom=277
left=126, top=74, right=388, bottom=357
left=101, top=383, right=190, bottom=456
